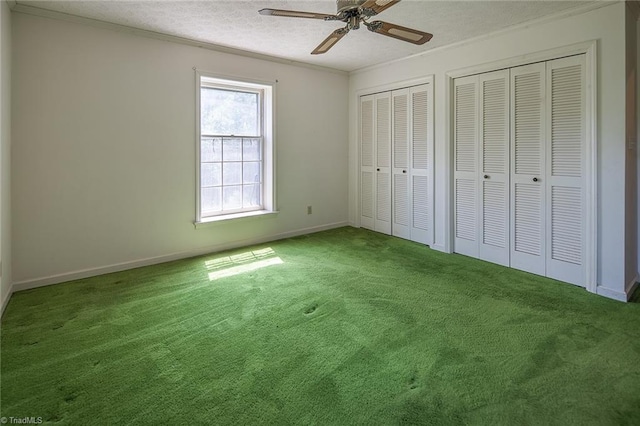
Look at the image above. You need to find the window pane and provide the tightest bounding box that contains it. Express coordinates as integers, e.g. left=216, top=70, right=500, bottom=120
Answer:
left=201, top=88, right=259, bottom=136
left=201, top=163, right=222, bottom=187
left=201, top=187, right=222, bottom=213
left=223, top=138, right=242, bottom=161
left=243, top=138, right=261, bottom=161
left=243, top=162, right=261, bottom=184
left=201, top=138, right=222, bottom=162
left=223, top=163, right=242, bottom=185
left=223, top=185, right=243, bottom=210
left=243, top=184, right=262, bottom=208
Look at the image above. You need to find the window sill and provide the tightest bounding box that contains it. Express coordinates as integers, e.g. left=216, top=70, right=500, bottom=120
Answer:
left=194, top=210, right=278, bottom=229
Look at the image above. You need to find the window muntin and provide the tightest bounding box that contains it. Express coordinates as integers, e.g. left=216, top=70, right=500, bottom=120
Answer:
left=200, top=137, right=262, bottom=216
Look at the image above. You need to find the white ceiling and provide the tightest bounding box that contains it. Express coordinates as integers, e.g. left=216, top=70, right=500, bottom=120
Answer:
left=14, top=0, right=597, bottom=72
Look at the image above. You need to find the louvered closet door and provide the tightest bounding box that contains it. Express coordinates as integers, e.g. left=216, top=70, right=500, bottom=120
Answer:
left=545, top=55, right=586, bottom=286
left=510, top=63, right=546, bottom=275
left=392, top=89, right=410, bottom=239
left=410, top=84, right=433, bottom=245
left=454, top=76, right=479, bottom=258
left=478, top=70, right=510, bottom=266
left=375, top=93, right=392, bottom=235
left=360, top=94, right=375, bottom=230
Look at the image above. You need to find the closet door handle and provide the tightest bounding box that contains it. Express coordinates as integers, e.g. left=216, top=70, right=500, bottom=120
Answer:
left=484, top=175, right=489, bottom=179
left=533, top=177, right=539, bottom=182
left=402, top=170, right=407, bottom=174
left=377, top=168, right=380, bottom=171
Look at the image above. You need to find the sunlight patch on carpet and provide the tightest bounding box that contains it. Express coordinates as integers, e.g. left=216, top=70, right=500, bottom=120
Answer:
left=205, top=247, right=283, bottom=281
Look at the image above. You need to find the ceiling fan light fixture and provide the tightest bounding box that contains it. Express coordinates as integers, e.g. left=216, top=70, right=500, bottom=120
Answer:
left=337, top=0, right=367, bottom=14
left=349, top=16, right=361, bottom=30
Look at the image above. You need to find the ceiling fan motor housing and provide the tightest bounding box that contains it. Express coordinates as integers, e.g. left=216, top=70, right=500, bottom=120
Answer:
left=337, top=0, right=367, bottom=14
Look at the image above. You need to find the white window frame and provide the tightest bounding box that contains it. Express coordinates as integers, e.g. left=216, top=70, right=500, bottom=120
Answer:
left=195, top=71, right=276, bottom=225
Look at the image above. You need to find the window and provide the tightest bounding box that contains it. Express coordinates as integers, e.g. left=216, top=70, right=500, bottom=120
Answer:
left=196, top=73, right=275, bottom=223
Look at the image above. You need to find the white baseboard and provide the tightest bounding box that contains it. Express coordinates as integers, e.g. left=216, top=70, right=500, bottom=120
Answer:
left=1, top=289, right=12, bottom=318
left=430, top=244, right=449, bottom=253
left=595, top=285, right=629, bottom=302
left=11, top=221, right=350, bottom=294
left=625, top=274, right=639, bottom=301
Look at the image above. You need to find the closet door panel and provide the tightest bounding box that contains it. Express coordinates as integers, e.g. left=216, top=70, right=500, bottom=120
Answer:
left=375, top=93, right=392, bottom=235
left=510, top=63, right=546, bottom=275
left=410, top=84, right=433, bottom=245
left=360, top=95, right=375, bottom=230
left=392, top=90, right=410, bottom=239
left=478, top=70, right=510, bottom=266
left=453, top=76, right=479, bottom=257
left=545, top=55, right=586, bottom=286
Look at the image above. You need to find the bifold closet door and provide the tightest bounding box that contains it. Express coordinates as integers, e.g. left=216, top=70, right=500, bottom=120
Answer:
left=453, top=72, right=509, bottom=264
left=392, top=85, right=433, bottom=243
left=510, top=62, right=546, bottom=276
left=392, top=89, right=410, bottom=239
left=409, top=84, right=433, bottom=245
left=453, top=76, right=479, bottom=258
left=545, top=55, right=586, bottom=286
left=375, top=93, right=392, bottom=235
left=360, top=94, right=375, bottom=231
left=453, top=55, right=586, bottom=286
left=360, top=92, right=392, bottom=235
left=478, top=70, right=510, bottom=266
left=361, top=83, right=433, bottom=243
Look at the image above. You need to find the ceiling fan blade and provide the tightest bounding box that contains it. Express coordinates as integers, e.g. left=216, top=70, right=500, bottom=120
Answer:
left=360, top=0, right=401, bottom=16
left=311, top=28, right=349, bottom=55
left=258, top=8, right=337, bottom=20
left=366, top=21, right=432, bottom=45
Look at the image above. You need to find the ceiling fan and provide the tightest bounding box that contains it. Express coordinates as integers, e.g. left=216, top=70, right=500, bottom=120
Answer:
left=259, top=0, right=433, bottom=55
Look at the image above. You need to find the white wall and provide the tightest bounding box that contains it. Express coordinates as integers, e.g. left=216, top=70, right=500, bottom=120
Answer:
left=1, top=0, right=12, bottom=313
left=625, top=4, right=638, bottom=294
left=349, top=3, right=631, bottom=299
left=11, top=12, right=349, bottom=287
left=637, top=9, right=640, bottom=288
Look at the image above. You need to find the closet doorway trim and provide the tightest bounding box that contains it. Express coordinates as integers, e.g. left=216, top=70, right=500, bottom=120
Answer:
left=444, top=40, right=597, bottom=293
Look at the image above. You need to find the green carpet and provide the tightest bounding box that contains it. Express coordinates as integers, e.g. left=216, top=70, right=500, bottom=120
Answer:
left=2, top=227, right=639, bottom=425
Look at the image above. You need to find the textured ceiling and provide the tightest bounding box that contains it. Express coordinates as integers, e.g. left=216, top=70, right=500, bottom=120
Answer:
left=14, top=1, right=596, bottom=72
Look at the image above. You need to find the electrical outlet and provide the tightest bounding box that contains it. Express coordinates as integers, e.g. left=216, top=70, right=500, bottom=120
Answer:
left=307, top=205, right=312, bottom=215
